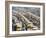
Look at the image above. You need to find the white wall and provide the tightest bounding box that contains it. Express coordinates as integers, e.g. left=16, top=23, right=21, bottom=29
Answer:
left=0, top=0, right=5, bottom=37
left=0, top=0, right=46, bottom=38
